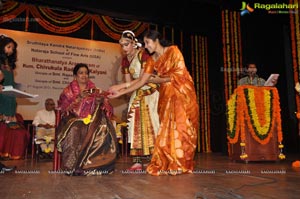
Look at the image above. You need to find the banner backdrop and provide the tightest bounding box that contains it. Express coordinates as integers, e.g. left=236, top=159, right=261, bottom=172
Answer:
left=0, top=28, right=128, bottom=121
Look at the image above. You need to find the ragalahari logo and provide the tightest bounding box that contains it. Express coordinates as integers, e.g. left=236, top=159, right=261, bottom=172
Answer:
left=240, top=2, right=254, bottom=16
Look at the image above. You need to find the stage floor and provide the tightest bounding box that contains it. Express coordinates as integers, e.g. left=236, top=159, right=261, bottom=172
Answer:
left=1, top=152, right=299, bottom=199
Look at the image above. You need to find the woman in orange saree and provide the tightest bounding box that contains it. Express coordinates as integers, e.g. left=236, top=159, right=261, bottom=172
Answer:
left=108, top=30, right=199, bottom=176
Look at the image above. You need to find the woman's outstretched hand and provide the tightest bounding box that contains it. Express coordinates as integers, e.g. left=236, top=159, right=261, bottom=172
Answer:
left=107, top=91, right=121, bottom=99
left=106, top=83, right=126, bottom=99
left=109, top=84, right=125, bottom=92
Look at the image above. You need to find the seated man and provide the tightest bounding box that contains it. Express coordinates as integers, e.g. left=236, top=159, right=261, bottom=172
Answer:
left=238, top=63, right=266, bottom=86
left=32, top=98, right=56, bottom=157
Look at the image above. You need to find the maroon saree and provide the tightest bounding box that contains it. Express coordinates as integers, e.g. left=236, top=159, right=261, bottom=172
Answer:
left=56, top=93, right=117, bottom=176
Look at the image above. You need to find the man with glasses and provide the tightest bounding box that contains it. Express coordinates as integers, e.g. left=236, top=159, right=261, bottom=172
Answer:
left=32, top=98, right=56, bottom=158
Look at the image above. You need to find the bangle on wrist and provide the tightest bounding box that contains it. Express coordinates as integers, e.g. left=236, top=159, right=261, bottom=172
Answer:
left=125, top=82, right=131, bottom=88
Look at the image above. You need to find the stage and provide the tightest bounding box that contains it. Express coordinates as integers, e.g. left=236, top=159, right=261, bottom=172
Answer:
left=1, top=152, right=299, bottom=199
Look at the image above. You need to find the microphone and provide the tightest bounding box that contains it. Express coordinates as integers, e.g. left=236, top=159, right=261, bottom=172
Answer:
left=248, top=71, right=257, bottom=77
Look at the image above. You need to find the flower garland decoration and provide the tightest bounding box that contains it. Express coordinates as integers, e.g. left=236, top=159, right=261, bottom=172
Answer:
left=278, top=143, right=285, bottom=160
left=82, top=114, right=92, bottom=125
left=239, top=142, right=248, bottom=159
left=227, top=85, right=284, bottom=160
left=238, top=86, right=277, bottom=145
left=244, top=88, right=272, bottom=141
left=191, top=34, right=211, bottom=152
left=94, top=16, right=149, bottom=40
left=295, top=112, right=300, bottom=119
left=292, top=160, right=300, bottom=168
left=0, top=2, right=149, bottom=39
left=45, top=136, right=52, bottom=144
left=44, top=136, right=53, bottom=154
left=116, top=122, right=127, bottom=144
left=38, top=7, right=85, bottom=24
left=226, top=92, right=238, bottom=143
left=290, top=0, right=300, bottom=165
left=44, top=147, right=51, bottom=154
left=0, top=1, right=21, bottom=15
left=221, top=10, right=243, bottom=101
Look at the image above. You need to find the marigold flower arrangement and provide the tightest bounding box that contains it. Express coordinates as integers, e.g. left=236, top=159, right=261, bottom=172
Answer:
left=82, top=114, right=92, bottom=125
left=116, top=122, right=127, bottom=144
left=226, top=86, right=285, bottom=160
left=292, top=160, right=300, bottom=168
left=43, top=136, right=54, bottom=154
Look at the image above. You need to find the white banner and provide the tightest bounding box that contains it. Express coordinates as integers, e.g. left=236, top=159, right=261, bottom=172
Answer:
left=0, top=28, right=128, bottom=121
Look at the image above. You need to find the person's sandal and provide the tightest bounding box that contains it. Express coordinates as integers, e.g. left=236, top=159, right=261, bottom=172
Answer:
left=127, top=163, right=142, bottom=171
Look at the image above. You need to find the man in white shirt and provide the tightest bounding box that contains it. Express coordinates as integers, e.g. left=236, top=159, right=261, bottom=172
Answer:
left=32, top=98, right=56, bottom=155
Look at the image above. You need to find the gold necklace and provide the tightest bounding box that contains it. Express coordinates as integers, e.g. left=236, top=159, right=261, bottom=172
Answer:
left=127, top=49, right=138, bottom=62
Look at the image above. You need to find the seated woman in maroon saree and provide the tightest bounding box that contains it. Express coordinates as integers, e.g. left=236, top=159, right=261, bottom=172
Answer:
left=0, top=113, right=29, bottom=160
left=56, top=63, right=117, bottom=176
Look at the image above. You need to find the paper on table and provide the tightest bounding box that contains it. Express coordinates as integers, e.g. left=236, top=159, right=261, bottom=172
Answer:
left=264, top=74, right=279, bottom=87
left=1, top=85, right=38, bottom=98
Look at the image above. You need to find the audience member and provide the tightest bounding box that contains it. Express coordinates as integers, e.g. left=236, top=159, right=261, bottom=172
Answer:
left=0, top=35, right=29, bottom=160
left=32, top=98, right=56, bottom=158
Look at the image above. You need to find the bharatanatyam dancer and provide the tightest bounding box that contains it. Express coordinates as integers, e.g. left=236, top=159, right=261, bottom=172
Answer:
left=118, top=30, right=160, bottom=170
